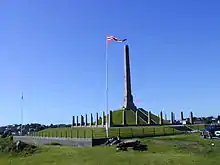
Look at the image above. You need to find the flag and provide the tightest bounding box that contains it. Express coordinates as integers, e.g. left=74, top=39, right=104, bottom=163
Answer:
left=106, top=35, right=127, bottom=43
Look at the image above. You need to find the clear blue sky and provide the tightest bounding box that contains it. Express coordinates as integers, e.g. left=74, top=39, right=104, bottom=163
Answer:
left=0, top=0, right=220, bottom=126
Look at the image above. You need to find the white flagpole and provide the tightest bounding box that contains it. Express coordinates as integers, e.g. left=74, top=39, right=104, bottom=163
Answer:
left=105, top=39, right=109, bottom=138
left=21, top=92, right=24, bottom=136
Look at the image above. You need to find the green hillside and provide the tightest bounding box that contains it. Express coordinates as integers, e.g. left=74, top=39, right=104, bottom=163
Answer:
left=33, top=125, right=181, bottom=138
left=111, top=109, right=146, bottom=125
left=97, top=109, right=146, bottom=125
left=98, top=108, right=169, bottom=125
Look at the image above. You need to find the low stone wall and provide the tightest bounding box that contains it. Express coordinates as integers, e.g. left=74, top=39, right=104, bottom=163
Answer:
left=13, top=131, right=188, bottom=147
left=13, top=136, right=92, bottom=147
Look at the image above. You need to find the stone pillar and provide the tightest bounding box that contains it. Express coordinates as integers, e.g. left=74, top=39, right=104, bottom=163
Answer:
left=76, top=116, right=79, bottom=126
left=159, top=111, right=163, bottom=125
left=72, top=116, right=75, bottom=127
left=123, top=45, right=136, bottom=110
left=122, top=110, right=127, bottom=125
left=90, top=113, right=93, bottom=127
left=85, top=114, right=88, bottom=126
left=136, top=110, right=139, bottom=125
left=148, top=111, right=151, bottom=124
left=190, top=111, right=194, bottom=124
left=95, top=113, right=98, bottom=127
left=102, top=111, right=105, bottom=127
left=80, top=115, right=84, bottom=126
left=170, top=112, right=174, bottom=124
left=180, top=111, right=184, bottom=121
left=109, top=110, right=113, bottom=127
left=165, top=114, right=167, bottom=121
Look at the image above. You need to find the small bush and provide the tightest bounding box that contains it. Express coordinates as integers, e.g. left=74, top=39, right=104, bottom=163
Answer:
left=1, top=131, right=12, bottom=138
left=0, top=137, right=38, bottom=156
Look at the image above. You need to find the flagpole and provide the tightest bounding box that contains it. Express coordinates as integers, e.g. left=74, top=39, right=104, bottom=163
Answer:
left=105, top=40, right=109, bottom=138
left=20, top=92, right=23, bottom=136
left=104, top=35, right=126, bottom=138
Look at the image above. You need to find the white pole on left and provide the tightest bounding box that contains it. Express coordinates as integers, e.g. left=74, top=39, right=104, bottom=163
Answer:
left=105, top=40, right=109, bottom=138
left=21, top=92, right=24, bottom=136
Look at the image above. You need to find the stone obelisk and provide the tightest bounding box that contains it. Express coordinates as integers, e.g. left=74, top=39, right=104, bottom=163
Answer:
left=123, top=45, right=136, bottom=110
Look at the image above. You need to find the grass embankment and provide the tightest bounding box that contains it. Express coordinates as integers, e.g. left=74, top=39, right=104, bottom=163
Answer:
left=138, top=108, right=170, bottom=124
left=111, top=109, right=146, bottom=125
left=1, top=134, right=220, bottom=165
left=187, top=124, right=206, bottom=130
left=33, top=126, right=182, bottom=138
left=99, top=109, right=169, bottom=125
left=98, top=109, right=147, bottom=125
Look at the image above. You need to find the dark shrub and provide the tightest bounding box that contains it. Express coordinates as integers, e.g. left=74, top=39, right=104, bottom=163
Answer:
left=45, top=142, right=62, bottom=146
left=0, top=137, right=38, bottom=156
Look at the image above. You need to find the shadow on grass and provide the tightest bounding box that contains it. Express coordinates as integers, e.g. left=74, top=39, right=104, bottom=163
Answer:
left=45, top=142, right=62, bottom=146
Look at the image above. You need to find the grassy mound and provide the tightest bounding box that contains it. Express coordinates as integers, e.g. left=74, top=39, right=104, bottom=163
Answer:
left=98, top=108, right=168, bottom=125
left=111, top=109, right=146, bottom=125
left=97, top=109, right=146, bottom=125
left=33, top=125, right=182, bottom=138
left=1, top=134, right=220, bottom=165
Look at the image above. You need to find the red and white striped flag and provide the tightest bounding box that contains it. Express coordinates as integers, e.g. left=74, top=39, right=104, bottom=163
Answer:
left=106, top=35, right=127, bottom=43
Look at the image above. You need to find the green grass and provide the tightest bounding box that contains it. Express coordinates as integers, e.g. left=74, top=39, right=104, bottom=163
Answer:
left=32, top=124, right=208, bottom=138
left=98, top=109, right=147, bottom=125
left=1, top=134, right=220, bottom=165
left=32, top=126, right=182, bottom=138
left=186, top=124, right=207, bottom=130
